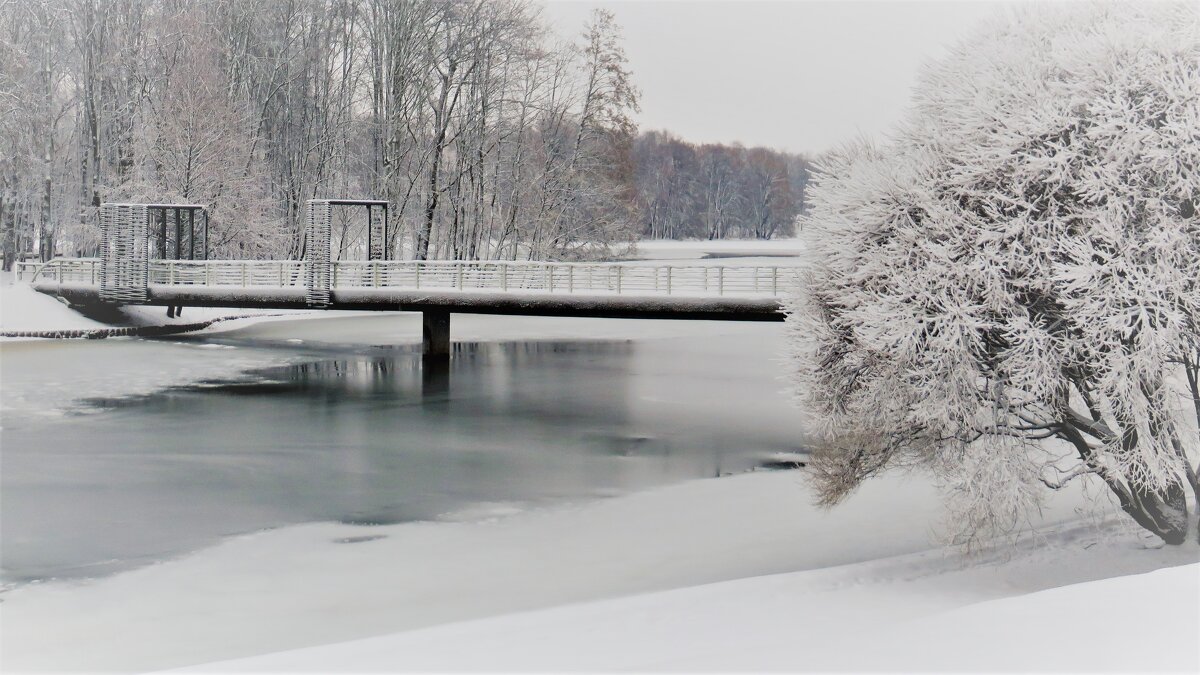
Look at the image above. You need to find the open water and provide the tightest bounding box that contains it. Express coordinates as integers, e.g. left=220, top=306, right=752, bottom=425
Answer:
left=0, top=314, right=808, bottom=584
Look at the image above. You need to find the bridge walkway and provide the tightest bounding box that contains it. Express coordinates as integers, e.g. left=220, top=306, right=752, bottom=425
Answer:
left=19, top=258, right=794, bottom=354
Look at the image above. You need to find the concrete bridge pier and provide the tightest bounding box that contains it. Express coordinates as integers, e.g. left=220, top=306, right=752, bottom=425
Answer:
left=420, top=309, right=451, bottom=395
left=422, top=310, right=451, bottom=357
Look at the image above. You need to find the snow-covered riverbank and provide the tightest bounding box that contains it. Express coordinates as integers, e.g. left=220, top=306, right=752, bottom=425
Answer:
left=0, top=274, right=109, bottom=334
left=0, top=270, right=327, bottom=338
left=632, top=236, right=805, bottom=261
left=4, top=465, right=1195, bottom=672
left=190, top=548, right=1198, bottom=673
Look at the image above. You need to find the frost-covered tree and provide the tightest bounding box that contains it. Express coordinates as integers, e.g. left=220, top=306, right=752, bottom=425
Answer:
left=787, top=3, right=1200, bottom=545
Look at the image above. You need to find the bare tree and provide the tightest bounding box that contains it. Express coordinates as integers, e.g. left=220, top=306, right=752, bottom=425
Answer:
left=3, top=0, right=784, bottom=267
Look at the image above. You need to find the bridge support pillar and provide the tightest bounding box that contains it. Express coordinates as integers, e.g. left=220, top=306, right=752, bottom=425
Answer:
left=422, top=310, right=451, bottom=357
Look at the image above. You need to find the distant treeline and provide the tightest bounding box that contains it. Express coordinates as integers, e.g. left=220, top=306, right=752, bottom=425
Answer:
left=633, top=131, right=811, bottom=241
left=0, top=0, right=808, bottom=269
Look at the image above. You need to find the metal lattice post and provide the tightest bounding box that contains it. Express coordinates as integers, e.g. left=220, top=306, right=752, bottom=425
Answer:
left=99, top=203, right=149, bottom=303
left=305, top=200, right=332, bottom=306
left=368, top=205, right=387, bottom=261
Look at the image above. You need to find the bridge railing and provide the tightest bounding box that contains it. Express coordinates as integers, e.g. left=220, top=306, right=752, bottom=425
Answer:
left=148, top=260, right=306, bottom=287
left=330, top=261, right=794, bottom=296
left=29, top=258, right=797, bottom=297
left=15, top=258, right=100, bottom=284
left=14, top=261, right=41, bottom=281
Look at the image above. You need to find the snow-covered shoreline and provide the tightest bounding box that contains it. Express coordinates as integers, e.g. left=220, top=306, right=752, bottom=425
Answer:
left=187, top=553, right=1198, bottom=673
left=0, top=274, right=109, bottom=335
left=0, top=270, right=332, bottom=341
left=4, top=464, right=1196, bottom=672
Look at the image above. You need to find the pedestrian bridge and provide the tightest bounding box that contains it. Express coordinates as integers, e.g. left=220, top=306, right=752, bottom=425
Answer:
left=19, top=257, right=792, bottom=354
left=17, top=200, right=792, bottom=354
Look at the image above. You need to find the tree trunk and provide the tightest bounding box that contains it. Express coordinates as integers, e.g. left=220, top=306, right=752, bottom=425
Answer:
left=0, top=193, right=11, bottom=271
left=418, top=147, right=443, bottom=260
left=40, top=10, right=54, bottom=264
left=1060, top=423, right=1191, bottom=544
left=1116, top=479, right=1189, bottom=544
left=40, top=168, right=52, bottom=261
left=418, top=59, right=456, bottom=261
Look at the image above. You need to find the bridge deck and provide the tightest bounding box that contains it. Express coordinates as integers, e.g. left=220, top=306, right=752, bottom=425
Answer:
left=21, top=258, right=790, bottom=321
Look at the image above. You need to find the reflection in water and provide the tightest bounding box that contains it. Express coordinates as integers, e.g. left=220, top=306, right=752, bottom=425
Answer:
left=421, top=354, right=450, bottom=395
left=1, top=336, right=805, bottom=585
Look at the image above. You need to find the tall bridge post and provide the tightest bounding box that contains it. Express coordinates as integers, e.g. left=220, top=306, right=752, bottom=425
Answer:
left=367, top=202, right=388, bottom=261
left=305, top=200, right=332, bottom=306
left=99, top=203, right=149, bottom=303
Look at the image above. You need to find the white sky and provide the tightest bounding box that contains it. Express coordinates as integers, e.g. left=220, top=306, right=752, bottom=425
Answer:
left=542, top=0, right=1025, bottom=155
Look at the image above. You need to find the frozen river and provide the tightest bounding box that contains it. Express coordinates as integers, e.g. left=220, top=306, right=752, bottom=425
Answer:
left=1, top=313, right=807, bottom=585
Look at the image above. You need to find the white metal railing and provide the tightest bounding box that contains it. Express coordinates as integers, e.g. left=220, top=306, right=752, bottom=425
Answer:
left=148, top=260, right=307, bottom=288
left=328, top=260, right=793, bottom=296
left=16, top=257, right=101, bottom=284
left=28, top=258, right=796, bottom=297
left=14, top=260, right=42, bottom=281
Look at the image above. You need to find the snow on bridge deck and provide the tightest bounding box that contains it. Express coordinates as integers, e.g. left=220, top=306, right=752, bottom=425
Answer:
left=19, top=258, right=789, bottom=321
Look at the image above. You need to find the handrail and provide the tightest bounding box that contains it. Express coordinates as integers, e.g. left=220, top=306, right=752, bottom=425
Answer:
left=326, top=260, right=793, bottom=296
left=14, top=261, right=43, bottom=281
left=18, top=258, right=101, bottom=284
left=34, top=257, right=798, bottom=298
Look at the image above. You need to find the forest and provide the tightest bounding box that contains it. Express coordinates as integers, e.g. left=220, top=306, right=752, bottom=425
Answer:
left=0, top=0, right=810, bottom=268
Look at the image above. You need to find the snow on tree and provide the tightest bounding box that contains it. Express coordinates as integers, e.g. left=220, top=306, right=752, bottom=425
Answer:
left=787, top=3, right=1200, bottom=545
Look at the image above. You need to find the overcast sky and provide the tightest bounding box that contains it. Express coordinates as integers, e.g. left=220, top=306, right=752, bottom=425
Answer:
left=542, top=0, right=1024, bottom=155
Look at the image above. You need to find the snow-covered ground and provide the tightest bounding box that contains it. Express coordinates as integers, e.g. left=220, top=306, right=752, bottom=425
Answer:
left=0, top=272, right=109, bottom=333
left=631, top=236, right=806, bottom=263
left=4, top=466, right=1196, bottom=672
left=0, top=270, right=326, bottom=338
left=191, top=553, right=1198, bottom=673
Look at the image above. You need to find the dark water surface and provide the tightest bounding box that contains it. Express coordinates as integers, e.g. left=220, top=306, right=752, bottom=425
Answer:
left=1, top=315, right=806, bottom=584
